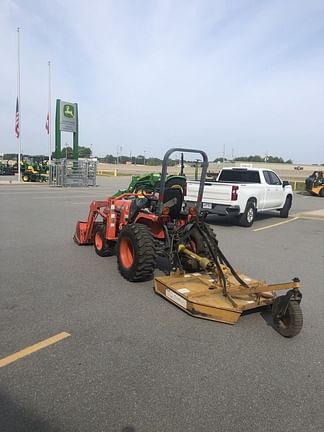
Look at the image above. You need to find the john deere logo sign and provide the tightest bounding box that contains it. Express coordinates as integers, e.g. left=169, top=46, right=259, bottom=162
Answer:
left=63, top=104, right=75, bottom=118
left=59, top=100, right=77, bottom=132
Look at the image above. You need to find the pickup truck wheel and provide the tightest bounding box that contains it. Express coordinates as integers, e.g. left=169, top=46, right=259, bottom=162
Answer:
left=279, top=196, right=292, bottom=218
left=238, top=202, right=255, bottom=227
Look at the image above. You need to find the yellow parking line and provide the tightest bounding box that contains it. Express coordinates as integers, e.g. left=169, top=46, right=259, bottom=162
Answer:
left=0, top=331, right=71, bottom=368
left=253, top=217, right=299, bottom=232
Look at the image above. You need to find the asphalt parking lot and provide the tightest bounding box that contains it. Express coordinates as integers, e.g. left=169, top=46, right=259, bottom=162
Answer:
left=0, top=177, right=323, bottom=432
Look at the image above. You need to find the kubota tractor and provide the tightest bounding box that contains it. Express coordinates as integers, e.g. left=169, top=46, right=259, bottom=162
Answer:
left=74, top=148, right=303, bottom=337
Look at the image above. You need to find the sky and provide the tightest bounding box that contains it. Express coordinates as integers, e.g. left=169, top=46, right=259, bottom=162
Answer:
left=1, top=0, right=324, bottom=164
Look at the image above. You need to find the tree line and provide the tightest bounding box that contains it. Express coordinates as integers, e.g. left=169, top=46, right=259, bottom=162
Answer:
left=214, top=155, right=293, bottom=164
left=3, top=150, right=294, bottom=165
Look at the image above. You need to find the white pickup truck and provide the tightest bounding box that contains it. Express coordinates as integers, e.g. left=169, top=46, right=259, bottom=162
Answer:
left=185, top=167, right=293, bottom=227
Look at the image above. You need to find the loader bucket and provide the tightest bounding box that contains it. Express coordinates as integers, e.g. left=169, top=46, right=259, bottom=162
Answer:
left=73, top=221, right=94, bottom=245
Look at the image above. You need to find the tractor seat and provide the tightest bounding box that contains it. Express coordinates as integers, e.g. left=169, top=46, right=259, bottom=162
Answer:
left=163, top=188, right=183, bottom=219
left=129, top=197, right=150, bottom=222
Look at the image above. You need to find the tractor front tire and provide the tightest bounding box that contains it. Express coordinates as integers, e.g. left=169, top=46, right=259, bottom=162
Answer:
left=22, top=174, right=29, bottom=182
left=117, top=223, right=156, bottom=282
left=94, top=224, right=115, bottom=257
left=319, top=188, right=324, bottom=197
left=272, top=300, right=303, bottom=338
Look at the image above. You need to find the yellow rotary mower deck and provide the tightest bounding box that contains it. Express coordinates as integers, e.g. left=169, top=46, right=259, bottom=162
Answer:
left=155, top=269, right=301, bottom=326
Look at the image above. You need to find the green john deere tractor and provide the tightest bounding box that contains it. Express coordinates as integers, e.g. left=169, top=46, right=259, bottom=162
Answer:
left=21, top=161, right=49, bottom=183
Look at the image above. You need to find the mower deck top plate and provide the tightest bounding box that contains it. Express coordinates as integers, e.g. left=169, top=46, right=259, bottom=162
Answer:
left=154, top=272, right=275, bottom=324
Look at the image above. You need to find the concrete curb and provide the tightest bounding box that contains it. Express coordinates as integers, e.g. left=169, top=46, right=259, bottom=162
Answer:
left=296, top=209, right=324, bottom=220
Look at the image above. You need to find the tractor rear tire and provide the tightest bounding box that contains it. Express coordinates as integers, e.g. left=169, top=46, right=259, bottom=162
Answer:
left=272, top=300, right=303, bottom=338
left=180, top=224, right=218, bottom=272
left=94, top=224, right=115, bottom=257
left=117, top=223, right=156, bottom=282
left=180, top=227, right=205, bottom=272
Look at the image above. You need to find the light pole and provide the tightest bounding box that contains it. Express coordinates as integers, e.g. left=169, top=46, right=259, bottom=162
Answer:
left=143, top=150, right=146, bottom=165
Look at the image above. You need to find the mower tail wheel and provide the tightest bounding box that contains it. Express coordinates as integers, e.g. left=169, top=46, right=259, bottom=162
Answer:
left=117, top=223, right=156, bottom=282
left=272, top=300, right=303, bottom=338
left=94, top=224, right=115, bottom=257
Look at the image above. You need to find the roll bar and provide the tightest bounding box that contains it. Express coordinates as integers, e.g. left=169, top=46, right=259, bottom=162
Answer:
left=157, top=148, right=209, bottom=215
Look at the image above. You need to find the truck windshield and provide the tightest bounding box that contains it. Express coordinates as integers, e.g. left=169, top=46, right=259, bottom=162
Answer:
left=218, top=170, right=261, bottom=183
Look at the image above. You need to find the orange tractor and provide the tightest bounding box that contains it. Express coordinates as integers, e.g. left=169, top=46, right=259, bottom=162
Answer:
left=74, top=148, right=303, bottom=337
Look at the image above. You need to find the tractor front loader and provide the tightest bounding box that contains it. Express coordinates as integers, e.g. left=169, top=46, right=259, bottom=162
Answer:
left=74, top=148, right=303, bottom=337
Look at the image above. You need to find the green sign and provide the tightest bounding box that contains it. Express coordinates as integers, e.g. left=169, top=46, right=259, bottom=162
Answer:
left=55, top=99, right=79, bottom=160
left=59, top=100, right=77, bottom=132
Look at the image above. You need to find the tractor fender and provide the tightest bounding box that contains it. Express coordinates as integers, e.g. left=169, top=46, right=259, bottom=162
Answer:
left=133, top=216, right=166, bottom=239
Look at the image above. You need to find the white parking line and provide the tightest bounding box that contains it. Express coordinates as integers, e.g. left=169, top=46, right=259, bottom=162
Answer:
left=253, top=217, right=300, bottom=232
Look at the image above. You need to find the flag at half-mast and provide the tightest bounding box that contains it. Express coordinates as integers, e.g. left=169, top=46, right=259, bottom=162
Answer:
left=15, top=97, right=20, bottom=138
left=45, top=112, right=49, bottom=134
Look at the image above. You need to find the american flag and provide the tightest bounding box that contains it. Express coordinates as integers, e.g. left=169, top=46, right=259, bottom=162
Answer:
left=15, top=97, right=20, bottom=138
left=45, top=112, right=49, bottom=134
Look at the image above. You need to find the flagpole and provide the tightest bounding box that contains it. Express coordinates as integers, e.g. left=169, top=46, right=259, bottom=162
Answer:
left=17, top=27, right=21, bottom=183
left=48, top=60, right=52, bottom=164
